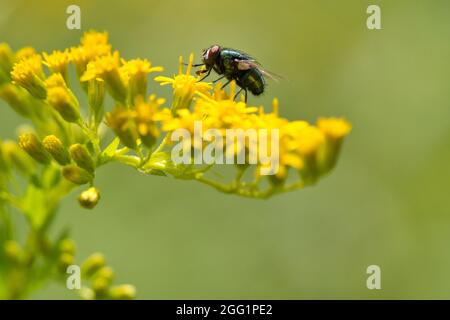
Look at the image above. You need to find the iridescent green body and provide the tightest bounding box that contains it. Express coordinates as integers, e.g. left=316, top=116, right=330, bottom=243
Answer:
left=212, top=48, right=265, bottom=96
left=199, top=45, right=267, bottom=99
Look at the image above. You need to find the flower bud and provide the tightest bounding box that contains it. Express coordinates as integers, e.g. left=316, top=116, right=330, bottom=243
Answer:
left=81, top=252, right=106, bottom=278
left=47, top=87, right=80, bottom=123
left=18, top=132, right=51, bottom=165
left=295, top=126, right=324, bottom=184
left=2, top=140, right=35, bottom=177
left=78, top=187, right=100, bottom=209
left=42, top=135, right=71, bottom=165
left=92, top=277, right=110, bottom=296
left=69, top=144, right=95, bottom=173
left=62, top=165, right=94, bottom=185
left=94, top=266, right=114, bottom=282
left=317, top=118, right=352, bottom=174
left=108, top=284, right=136, bottom=300
left=59, top=238, right=76, bottom=255
left=92, top=267, right=114, bottom=296
left=4, top=240, right=25, bottom=265
left=79, top=287, right=95, bottom=300
left=88, top=79, right=105, bottom=127
left=0, top=84, right=33, bottom=118
left=106, top=107, right=138, bottom=149
left=58, top=252, right=75, bottom=272
left=0, top=43, right=13, bottom=83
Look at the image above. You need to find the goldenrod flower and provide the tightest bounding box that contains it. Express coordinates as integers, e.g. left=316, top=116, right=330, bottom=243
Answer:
left=47, top=86, right=80, bottom=122
left=43, top=50, right=70, bottom=80
left=194, top=84, right=259, bottom=130
left=121, top=58, right=163, bottom=101
left=294, top=125, right=325, bottom=156
left=10, top=54, right=47, bottom=99
left=80, top=30, right=109, bottom=47
left=155, top=54, right=211, bottom=111
left=317, top=117, right=352, bottom=139
left=106, top=107, right=139, bottom=149
left=14, top=46, right=36, bottom=62
left=81, top=51, right=127, bottom=103
left=317, top=117, right=352, bottom=173
left=45, top=73, right=68, bottom=89
left=70, top=30, right=111, bottom=77
left=134, top=95, right=164, bottom=148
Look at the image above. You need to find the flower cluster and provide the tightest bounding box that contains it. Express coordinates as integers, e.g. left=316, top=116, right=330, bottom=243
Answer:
left=0, top=30, right=351, bottom=299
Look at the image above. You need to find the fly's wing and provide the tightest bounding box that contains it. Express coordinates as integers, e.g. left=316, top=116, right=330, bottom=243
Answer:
left=234, top=59, right=283, bottom=82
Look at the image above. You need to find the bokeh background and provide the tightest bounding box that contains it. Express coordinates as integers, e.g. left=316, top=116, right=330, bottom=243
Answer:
left=1, top=0, right=450, bottom=299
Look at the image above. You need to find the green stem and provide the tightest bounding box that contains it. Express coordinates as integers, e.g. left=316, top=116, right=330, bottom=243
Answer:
left=77, top=120, right=101, bottom=156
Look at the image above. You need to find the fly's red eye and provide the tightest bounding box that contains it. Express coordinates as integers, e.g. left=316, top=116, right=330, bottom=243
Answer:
left=210, top=45, right=219, bottom=55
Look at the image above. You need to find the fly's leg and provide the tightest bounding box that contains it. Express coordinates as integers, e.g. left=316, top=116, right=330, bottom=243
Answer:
left=244, top=89, right=248, bottom=103
left=197, top=68, right=212, bottom=82
left=213, top=75, right=226, bottom=83
left=234, top=87, right=244, bottom=101
left=183, top=63, right=204, bottom=67
left=221, top=79, right=232, bottom=89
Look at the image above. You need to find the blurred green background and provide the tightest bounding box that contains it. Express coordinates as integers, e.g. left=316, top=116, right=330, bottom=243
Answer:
left=1, top=0, right=450, bottom=299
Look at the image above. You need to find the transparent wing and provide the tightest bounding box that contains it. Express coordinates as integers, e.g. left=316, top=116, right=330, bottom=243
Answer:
left=234, top=59, right=283, bottom=82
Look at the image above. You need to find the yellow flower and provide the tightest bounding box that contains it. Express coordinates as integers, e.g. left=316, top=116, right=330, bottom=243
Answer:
left=317, top=117, right=352, bottom=139
left=45, top=73, right=68, bottom=89
left=18, top=132, right=51, bottom=165
left=155, top=54, right=211, bottom=111
left=292, top=125, right=325, bottom=156
left=160, top=107, right=202, bottom=133
left=193, top=81, right=258, bottom=130
left=316, top=117, right=352, bottom=174
left=43, top=50, right=70, bottom=79
left=14, top=47, right=37, bottom=62
left=121, top=58, right=163, bottom=79
left=70, top=30, right=112, bottom=77
left=10, top=54, right=47, bottom=99
left=120, top=58, right=163, bottom=101
left=81, top=51, right=120, bottom=81
left=106, top=107, right=139, bottom=149
left=133, top=95, right=164, bottom=148
left=47, top=86, right=80, bottom=122
left=81, top=51, right=127, bottom=103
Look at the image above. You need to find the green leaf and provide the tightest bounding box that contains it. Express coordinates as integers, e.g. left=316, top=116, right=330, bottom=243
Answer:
left=101, top=137, right=120, bottom=158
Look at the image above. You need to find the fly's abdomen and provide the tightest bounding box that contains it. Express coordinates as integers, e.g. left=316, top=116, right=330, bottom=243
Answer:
left=239, top=68, right=265, bottom=95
